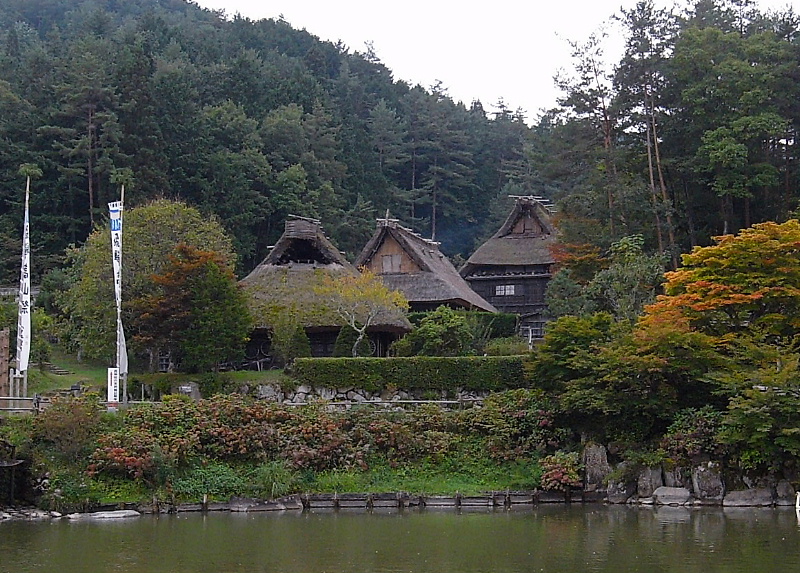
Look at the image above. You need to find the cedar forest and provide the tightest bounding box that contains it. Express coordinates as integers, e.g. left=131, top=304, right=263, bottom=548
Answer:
left=1, top=0, right=798, bottom=282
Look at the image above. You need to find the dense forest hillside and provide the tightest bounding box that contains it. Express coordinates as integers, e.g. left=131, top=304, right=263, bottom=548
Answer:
left=0, top=0, right=798, bottom=282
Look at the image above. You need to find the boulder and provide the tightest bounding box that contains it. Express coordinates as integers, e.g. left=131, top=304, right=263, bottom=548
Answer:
left=652, top=486, right=692, bottom=505
left=663, top=466, right=689, bottom=488
left=255, top=384, right=283, bottom=402
left=606, top=467, right=637, bottom=504
left=775, top=479, right=796, bottom=507
left=583, top=443, right=612, bottom=492
left=316, top=386, right=336, bottom=401
left=723, top=488, right=774, bottom=507
left=637, top=467, right=664, bottom=498
left=692, top=461, right=724, bottom=504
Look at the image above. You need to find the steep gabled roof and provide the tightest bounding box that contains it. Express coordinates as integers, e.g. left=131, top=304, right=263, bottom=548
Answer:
left=259, top=217, right=350, bottom=267
left=461, top=196, right=557, bottom=274
left=241, top=218, right=410, bottom=332
left=355, top=219, right=497, bottom=313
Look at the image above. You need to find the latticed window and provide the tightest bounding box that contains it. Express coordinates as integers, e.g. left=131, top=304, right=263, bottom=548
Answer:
left=495, top=284, right=515, bottom=296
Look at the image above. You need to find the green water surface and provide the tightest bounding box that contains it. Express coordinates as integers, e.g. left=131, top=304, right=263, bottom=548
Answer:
left=1, top=505, right=799, bottom=573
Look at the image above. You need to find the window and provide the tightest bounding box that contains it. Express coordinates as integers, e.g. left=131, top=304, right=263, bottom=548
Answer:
left=495, top=284, right=515, bottom=296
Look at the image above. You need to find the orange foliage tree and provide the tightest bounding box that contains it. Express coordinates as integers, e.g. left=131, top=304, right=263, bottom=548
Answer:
left=642, top=220, right=800, bottom=344
left=132, top=244, right=252, bottom=372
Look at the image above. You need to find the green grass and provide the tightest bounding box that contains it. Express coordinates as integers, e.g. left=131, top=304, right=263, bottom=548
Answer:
left=27, top=349, right=110, bottom=395
left=225, top=368, right=293, bottom=387
left=25, top=346, right=293, bottom=397
left=303, top=458, right=541, bottom=496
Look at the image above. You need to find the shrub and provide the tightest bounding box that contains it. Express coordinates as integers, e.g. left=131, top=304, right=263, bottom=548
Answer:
left=31, top=394, right=105, bottom=461
left=193, top=395, right=284, bottom=461
left=392, top=306, right=472, bottom=356
left=290, top=355, right=526, bottom=393
left=333, top=326, right=374, bottom=357
left=539, top=451, right=583, bottom=492
left=89, top=428, right=164, bottom=483
left=408, top=311, right=518, bottom=339
left=280, top=405, right=362, bottom=471
left=484, top=336, right=530, bottom=356
left=466, top=389, right=570, bottom=461
left=661, top=406, right=724, bottom=466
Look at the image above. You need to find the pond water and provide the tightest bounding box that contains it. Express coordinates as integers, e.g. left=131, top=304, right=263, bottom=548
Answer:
left=1, top=505, right=799, bottom=573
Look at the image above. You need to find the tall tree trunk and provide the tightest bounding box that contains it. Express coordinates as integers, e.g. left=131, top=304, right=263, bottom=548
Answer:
left=593, top=59, right=617, bottom=236
left=681, top=179, right=697, bottom=247
left=649, top=89, right=678, bottom=269
left=410, top=142, right=417, bottom=223
left=87, top=106, right=95, bottom=228
left=744, top=196, right=751, bottom=228
left=644, top=87, right=665, bottom=253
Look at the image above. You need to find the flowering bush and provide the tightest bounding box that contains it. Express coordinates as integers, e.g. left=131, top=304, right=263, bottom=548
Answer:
left=88, top=428, right=162, bottom=482
left=539, top=451, right=582, bottom=492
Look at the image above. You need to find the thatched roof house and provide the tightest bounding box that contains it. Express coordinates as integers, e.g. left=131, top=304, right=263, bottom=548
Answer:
left=241, top=218, right=410, bottom=359
left=355, top=218, right=496, bottom=313
left=460, top=196, right=557, bottom=338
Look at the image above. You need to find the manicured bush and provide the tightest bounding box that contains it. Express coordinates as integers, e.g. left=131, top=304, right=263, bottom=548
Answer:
left=289, top=355, right=526, bottom=393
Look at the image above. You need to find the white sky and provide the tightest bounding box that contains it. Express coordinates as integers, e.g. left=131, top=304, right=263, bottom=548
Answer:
left=194, top=0, right=797, bottom=122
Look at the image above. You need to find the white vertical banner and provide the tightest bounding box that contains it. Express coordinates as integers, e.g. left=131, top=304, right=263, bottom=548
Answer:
left=109, top=199, right=128, bottom=377
left=16, top=177, right=31, bottom=374
left=107, top=367, right=119, bottom=405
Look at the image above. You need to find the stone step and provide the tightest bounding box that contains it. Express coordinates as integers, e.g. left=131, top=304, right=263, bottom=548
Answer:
left=38, top=362, right=72, bottom=375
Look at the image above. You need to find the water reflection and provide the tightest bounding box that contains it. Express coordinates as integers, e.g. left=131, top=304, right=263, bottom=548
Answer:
left=1, top=506, right=798, bottom=573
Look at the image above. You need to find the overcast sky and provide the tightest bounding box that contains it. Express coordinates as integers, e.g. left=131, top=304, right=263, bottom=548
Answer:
left=193, top=0, right=797, bottom=122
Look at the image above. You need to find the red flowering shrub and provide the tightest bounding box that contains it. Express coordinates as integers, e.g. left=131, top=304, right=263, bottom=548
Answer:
left=89, top=428, right=161, bottom=481
left=194, top=395, right=283, bottom=460
left=539, top=451, right=582, bottom=491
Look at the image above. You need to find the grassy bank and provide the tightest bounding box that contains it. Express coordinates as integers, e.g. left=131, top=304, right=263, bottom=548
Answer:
left=0, top=390, right=560, bottom=511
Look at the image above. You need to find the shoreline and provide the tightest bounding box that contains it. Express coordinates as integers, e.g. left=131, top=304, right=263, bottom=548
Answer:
left=4, top=488, right=796, bottom=521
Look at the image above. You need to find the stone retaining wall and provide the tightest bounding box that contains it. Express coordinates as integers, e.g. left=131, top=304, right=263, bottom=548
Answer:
left=253, top=383, right=489, bottom=405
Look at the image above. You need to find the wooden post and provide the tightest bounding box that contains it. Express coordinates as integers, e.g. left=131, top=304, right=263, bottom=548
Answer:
left=0, top=329, right=8, bottom=408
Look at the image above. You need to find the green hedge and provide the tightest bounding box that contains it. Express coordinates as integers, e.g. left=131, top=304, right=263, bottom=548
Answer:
left=290, top=356, right=527, bottom=393
left=408, top=310, right=518, bottom=339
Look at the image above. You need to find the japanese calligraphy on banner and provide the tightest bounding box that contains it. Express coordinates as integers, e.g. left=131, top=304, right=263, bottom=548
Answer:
left=16, top=179, right=31, bottom=372
left=107, top=367, right=119, bottom=405
left=109, top=200, right=128, bottom=375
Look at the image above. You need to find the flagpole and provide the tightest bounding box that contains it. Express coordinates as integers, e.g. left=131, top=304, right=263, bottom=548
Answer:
left=16, top=175, right=32, bottom=399
left=108, top=187, right=127, bottom=409
left=119, top=184, right=127, bottom=404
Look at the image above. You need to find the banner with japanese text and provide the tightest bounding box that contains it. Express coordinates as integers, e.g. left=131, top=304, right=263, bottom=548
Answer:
left=16, top=181, right=31, bottom=372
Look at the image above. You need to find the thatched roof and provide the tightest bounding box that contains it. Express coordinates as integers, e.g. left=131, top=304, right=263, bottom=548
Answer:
left=241, top=219, right=410, bottom=332
left=461, top=196, right=557, bottom=275
left=355, top=219, right=497, bottom=313
left=258, top=217, right=350, bottom=267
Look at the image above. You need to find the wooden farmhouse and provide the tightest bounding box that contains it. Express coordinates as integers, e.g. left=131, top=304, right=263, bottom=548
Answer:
left=240, top=218, right=411, bottom=363
left=355, top=218, right=496, bottom=313
left=460, top=196, right=557, bottom=339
